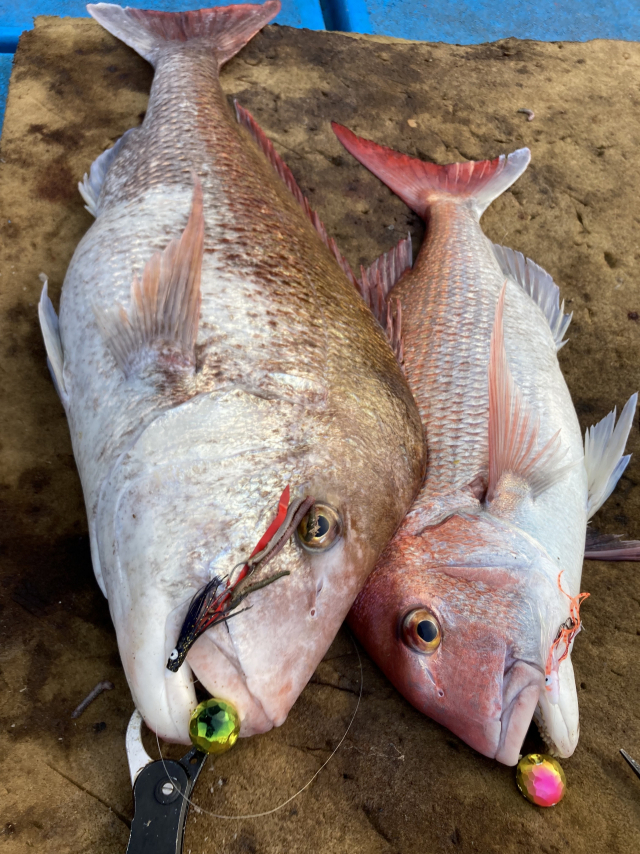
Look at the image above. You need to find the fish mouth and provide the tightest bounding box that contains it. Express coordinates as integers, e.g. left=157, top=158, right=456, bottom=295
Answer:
left=495, top=660, right=543, bottom=765
left=187, top=629, right=275, bottom=736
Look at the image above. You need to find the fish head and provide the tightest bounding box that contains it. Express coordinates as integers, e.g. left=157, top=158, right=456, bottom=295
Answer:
left=98, top=380, right=425, bottom=743
left=348, top=515, right=577, bottom=766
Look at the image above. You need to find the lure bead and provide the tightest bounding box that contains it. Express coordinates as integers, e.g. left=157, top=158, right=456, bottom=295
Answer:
left=189, top=698, right=240, bottom=754
left=516, top=753, right=566, bottom=807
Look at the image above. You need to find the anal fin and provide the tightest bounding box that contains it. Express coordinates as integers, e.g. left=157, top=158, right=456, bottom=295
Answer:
left=491, top=243, right=572, bottom=350
left=487, top=283, right=575, bottom=506
left=38, top=276, right=68, bottom=406
left=584, top=527, right=640, bottom=561
left=79, top=127, right=138, bottom=217
left=95, top=178, right=204, bottom=381
left=584, top=392, right=638, bottom=518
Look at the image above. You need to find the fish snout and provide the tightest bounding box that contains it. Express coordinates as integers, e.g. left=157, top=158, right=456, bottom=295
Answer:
left=495, top=660, right=544, bottom=765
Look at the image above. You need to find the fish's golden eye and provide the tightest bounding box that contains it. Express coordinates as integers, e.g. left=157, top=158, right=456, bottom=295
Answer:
left=297, top=504, right=341, bottom=552
left=401, top=608, right=441, bottom=653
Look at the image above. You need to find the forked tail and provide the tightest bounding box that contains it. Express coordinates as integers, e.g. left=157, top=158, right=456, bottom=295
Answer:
left=332, top=122, right=530, bottom=219
left=87, top=1, right=280, bottom=67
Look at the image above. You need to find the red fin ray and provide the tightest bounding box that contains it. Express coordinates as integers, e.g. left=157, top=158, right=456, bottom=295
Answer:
left=359, top=233, right=412, bottom=324
left=235, top=104, right=409, bottom=364
left=584, top=528, right=640, bottom=561
left=234, top=101, right=359, bottom=288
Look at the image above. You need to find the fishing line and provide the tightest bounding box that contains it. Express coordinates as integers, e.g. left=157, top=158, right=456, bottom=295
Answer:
left=154, top=637, right=363, bottom=820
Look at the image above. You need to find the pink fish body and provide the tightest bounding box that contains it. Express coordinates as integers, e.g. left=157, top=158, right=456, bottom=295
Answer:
left=334, top=125, right=637, bottom=764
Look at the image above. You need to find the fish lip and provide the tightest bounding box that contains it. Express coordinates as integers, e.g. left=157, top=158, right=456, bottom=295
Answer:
left=533, top=656, right=580, bottom=758
left=187, top=628, right=276, bottom=736
left=495, top=661, right=543, bottom=765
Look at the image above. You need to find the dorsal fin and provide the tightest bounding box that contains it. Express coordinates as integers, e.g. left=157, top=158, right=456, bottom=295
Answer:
left=584, top=393, right=637, bottom=518
left=359, top=233, right=412, bottom=326
left=95, top=179, right=204, bottom=379
left=234, top=101, right=359, bottom=289
left=384, top=297, right=404, bottom=365
left=235, top=104, right=406, bottom=363
left=491, top=243, right=572, bottom=350
left=358, top=236, right=411, bottom=365
left=487, top=283, right=575, bottom=504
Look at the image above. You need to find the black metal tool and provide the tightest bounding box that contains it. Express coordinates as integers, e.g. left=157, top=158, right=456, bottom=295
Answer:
left=620, top=749, right=640, bottom=781
left=125, top=710, right=207, bottom=854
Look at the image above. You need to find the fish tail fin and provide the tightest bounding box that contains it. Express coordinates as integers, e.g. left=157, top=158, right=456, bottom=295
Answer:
left=331, top=122, right=530, bottom=219
left=87, top=1, right=280, bottom=67
left=584, top=392, right=638, bottom=518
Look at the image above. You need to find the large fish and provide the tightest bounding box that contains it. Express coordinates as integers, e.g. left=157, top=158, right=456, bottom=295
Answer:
left=37, top=4, right=426, bottom=744
left=333, top=124, right=637, bottom=764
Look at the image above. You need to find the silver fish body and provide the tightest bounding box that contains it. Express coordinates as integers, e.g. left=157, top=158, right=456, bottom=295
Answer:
left=38, top=5, right=425, bottom=743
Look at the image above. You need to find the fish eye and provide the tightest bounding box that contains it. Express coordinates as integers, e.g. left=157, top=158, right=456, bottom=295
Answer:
left=401, top=608, right=441, bottom=653
left=297, top=504, right=342, bottom=552
left=169, top=648, right=179, bottom=661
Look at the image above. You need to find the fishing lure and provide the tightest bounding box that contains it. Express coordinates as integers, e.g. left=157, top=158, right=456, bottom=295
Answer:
left=544, top=571, right=590, bottom=704
left=166, top=486, right=314, bottom=671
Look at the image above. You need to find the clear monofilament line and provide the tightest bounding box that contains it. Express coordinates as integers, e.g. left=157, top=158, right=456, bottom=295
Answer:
left=154, top=638, right=363, bottom=820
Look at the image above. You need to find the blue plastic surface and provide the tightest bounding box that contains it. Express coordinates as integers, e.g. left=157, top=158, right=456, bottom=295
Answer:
left=344, top=0, right=640, bottom=43
left=0, top=0, right=325, bottom=37
left=320, top=0, right=371, bottom=33
left=0, top=52, right=12, bottom=120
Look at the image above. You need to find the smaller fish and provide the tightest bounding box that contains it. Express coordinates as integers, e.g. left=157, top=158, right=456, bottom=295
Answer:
left=333, top=122, right=638, bottom=763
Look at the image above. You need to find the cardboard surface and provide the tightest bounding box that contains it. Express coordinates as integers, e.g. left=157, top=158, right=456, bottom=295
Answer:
left=0, top=18, right=639, bottom=854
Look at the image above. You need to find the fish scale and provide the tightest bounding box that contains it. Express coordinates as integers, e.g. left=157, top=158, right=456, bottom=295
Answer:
left=397, top=204, right=505, bottom=492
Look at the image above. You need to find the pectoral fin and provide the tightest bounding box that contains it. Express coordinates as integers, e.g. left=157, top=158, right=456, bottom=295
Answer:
left=95, top=178, right=204, bottom=382
left=487, top=283, right=576, bottom=506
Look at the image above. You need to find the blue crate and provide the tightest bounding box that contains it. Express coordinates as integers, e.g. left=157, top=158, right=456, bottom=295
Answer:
left=0, top=51, right=11, bottom=122
left=333, top=0, right=640, bottom=42
left=0, top=0, right=324, bottom=42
